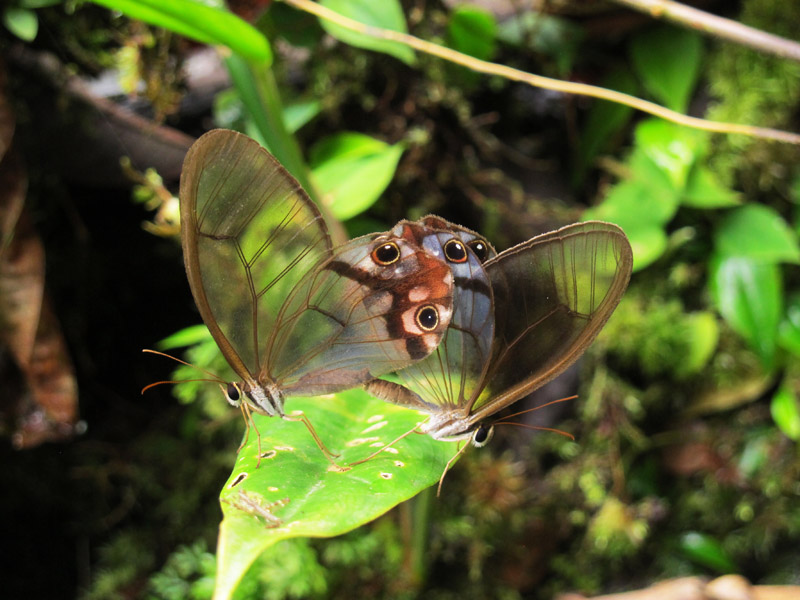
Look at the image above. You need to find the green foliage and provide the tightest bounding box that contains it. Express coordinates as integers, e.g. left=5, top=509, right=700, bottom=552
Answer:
left=309, top=133, right=405, bottom=220
left=215, top=391, right=459, bottom=599
left=678, top=532, right=737, bottom=573
left=318, top=0, right=415, bottom=65
left=629, top=25, right=703, bottom=113
left=446, top=5, right=497, bottom=62
left=85, top=0, right=271, bottom=64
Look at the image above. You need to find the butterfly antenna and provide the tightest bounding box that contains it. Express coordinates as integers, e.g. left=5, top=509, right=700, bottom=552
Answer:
left=141, top=377, right=224, bottom=394
left=495, top=395, right=578, bottom=422
left=347, top=421, right=424, bottom=467
left=142, top=349, right=225, bottom=380
left=492, top=422, right=575, bottom=441
left=437, top=441, right=470, bottom=497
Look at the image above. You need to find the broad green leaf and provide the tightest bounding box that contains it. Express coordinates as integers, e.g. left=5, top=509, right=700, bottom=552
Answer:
left=87, top=0, right=271, bottom=64
left=633, top=119, right=704, bottom=191
left=681, top=165, right=741, bottom=208
left=678, top=532, right=737, bottom=573
left=215, top=389, right=458, bottom=600
left=778, top=293, right=800, bottom=357
left=629, top=25, right=703, bottom=113
left=3, top=7, right=38, bottom=41
left=574, top=67, right=638, bottom=184
left=771, top=381, right=800, bottom=441
left=261, top=2, right=324, bottom=49
left=319, top=0, right=415, bottom=65
left=709, top=256, right=782, bottom=370
left=446, top=6, right=497, bottom=62
left=310, top=133, right=405, bottom=220
left=714, top=204, right=800, bottom=264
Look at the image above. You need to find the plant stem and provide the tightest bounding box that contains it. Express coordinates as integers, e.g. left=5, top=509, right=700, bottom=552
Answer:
left=612, top=0, right=800, bottom=63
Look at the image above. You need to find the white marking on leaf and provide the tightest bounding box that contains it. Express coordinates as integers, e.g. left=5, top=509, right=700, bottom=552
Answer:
left=346, top=436, right=380, bottom=447
left=380, top=472, right=392, bottom=480
left=394, top=461, right=405, bottom=468
left=362, top=421, right=387, bottom=433
left=367, top=414, right=384, bottom=423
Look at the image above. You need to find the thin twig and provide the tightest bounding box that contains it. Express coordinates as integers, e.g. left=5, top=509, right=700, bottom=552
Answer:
left=612, top=0, right=800, bottom=62
left=283, top=0, right=800, bottom=145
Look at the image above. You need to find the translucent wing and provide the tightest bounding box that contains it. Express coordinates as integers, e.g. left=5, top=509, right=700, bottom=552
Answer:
left=180, top=129, right=332, bottom=385
left=466, top=221, right=632, bottom=422
left=267, top=232, right=454, bottom=396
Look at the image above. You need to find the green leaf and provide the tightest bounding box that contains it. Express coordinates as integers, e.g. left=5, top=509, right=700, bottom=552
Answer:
left=215, top=389, right=458, bottom=600
left=633, top=119, right=704, bottom=191
left=446, top=6, right=497, bottom=61
left=714, top=204, right=800, bottom=263
left=679, top=312, right=720, bottom=376
left=87, top=0, right=271, bottom=64
left=310, top=133, right=405, bottom=220
left=771, top=381, right=800, bottom=441
left=709, top=256, right=782, bottom=370
left=157, top=324, right=211, bottom=350
left=778, top=293, right=800, bottom=357
left=318, top=0, right=415, bottom=65
left=3, top=7, right=38, bottom=41
left=283, top=99, right=321, bottom=134
left=681, top=165, right=741, bottom=209
left=629, top=25, right=703, bottom=113
left=678, top=532, right=737, bottom=573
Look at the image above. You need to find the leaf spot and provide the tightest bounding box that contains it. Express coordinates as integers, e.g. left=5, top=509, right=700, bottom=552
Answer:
left=260, top=450, right=277, bottom=459
left=346, top=436, right=380, bottom=447
left=382, top=447, right=399, bottom=454
left=361, top=420, right=388, bottom=433
left=268, top=486, right=279, bottom=492
left=228, top=472, right=248, bottom=488
left=370, top=442, right=385, bottom=448
left=275, top=445, right=295, bottom=451
left=394, top=460, right=405, bottom=468
left=367, top=414, right=384, bottom=423
left=380, top=472, right=392, bottom=479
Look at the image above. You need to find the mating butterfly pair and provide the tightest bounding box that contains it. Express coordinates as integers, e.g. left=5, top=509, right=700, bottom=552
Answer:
left=180, top=129, right=632, bottom=457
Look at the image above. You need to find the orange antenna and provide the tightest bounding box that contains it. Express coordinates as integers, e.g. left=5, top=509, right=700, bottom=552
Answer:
left=494, top=395, right=578, bottom=422
left=492, top=421, right=575, bottom=441
left=140, top=348, right=226, bottom=393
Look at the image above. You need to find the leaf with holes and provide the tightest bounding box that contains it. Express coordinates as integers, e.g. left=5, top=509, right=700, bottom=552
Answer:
left=214, top=388, right=459, bottom=600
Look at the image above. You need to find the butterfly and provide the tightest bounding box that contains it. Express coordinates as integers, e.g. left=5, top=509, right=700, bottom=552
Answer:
left=178, top=129, right=457, bottom=454
left=365, top=218, right=632, bottom=451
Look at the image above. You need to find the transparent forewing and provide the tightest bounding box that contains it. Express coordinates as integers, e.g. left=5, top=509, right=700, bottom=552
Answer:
left=393, top=230, right=495, bottom=411
left=180, top=130, right=332, bottom=381
left=268, top=234, right=455, bottom=396
left=468, top=222, right=632, bottom=419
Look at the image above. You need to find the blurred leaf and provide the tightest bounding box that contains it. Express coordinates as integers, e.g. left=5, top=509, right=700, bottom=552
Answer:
left=310, top=133, right=404, bottom=220
left=574, top=67, right=637, bottom=185
left=87, top=0, right=271, bottom=64
left=679, top=312, right=719, bottom=376
left=215, top=389, right=458, bottom=600
left=778, top=293, right=800, bottom=357
left=446, top=6, right=496, bottom=61
left=20, top=0, right=61, bottom=7
left=738, top=434, right=770, bottom=480
left=714, top=204, right=800, bottom=263
left=681, top=165, right=741, bottom=208
left=709, top=256, right=781, bottom=370
left=318, top=0, right=415, bottom=65
left=634, top=119, right=704, bottom=190
left=283, top=100, right=321, bottom=134
left=3, top=7, right=37, bottom=41
left=157, top=324, right=211, bottom=350
left=678, top=532, right=737, bottom=573
left=771, top=381, right=800, bottom=441
left=630, top=25, right=703, bottom=113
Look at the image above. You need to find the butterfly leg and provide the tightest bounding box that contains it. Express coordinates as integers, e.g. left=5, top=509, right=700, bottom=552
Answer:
left=436, top=441, right=470, bottom=497
left=282, top=411, right=344, bottom=468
